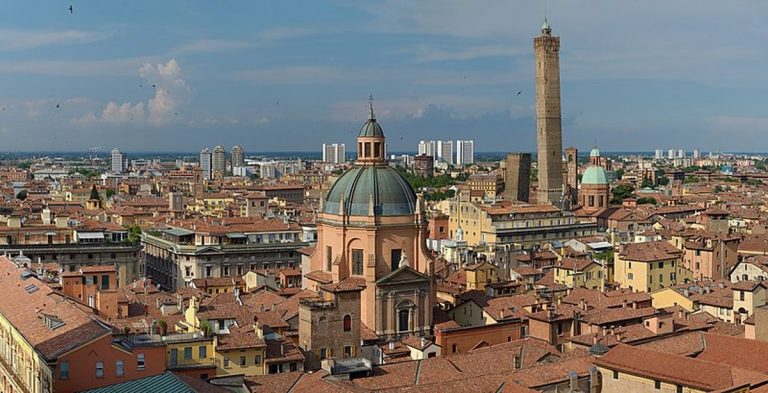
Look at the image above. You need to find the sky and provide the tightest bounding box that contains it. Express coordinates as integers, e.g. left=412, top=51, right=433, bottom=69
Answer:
left=2, top=1, right=768, bottom=153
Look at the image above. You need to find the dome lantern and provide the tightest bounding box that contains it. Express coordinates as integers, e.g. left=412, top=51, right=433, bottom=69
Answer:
left=357, top=95, right=386, bottom=163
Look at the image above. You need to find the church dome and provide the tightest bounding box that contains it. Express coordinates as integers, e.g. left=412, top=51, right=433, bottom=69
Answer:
left=359, top=118, right=384, bottom=137
left=582, top=166, right=609, bottom=185
left=323, top=166, right=417, bottom=216
left=590, top=148, right=600, bottom=157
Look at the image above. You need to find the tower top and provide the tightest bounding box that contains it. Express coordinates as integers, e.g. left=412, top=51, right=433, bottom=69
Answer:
left=368, top=94, right=376, bottom=120
left=541, top=19, right=552, bottom=36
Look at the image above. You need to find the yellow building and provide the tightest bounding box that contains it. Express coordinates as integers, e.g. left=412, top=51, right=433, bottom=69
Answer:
left=732, top=280, right=767, bottom=320
left=188, top=193, right=235, bottom=214
left=651, top=287, right=696, bottom=311
left=464, top=261, right=499, bottom=291
left=615, top=241, right=689, bottom=293
left=163, top=333, right=216, bottom=376
left=553, top=258, right=606, bottom=290
left=215, top=324, right=267, bottom=376
left=595, top=344, right=751, bottom=393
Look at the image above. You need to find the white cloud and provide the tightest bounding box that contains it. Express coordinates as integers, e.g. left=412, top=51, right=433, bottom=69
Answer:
left=0, top=29, right=111, bottom=51
left=77, top=59, right=187, bottom=126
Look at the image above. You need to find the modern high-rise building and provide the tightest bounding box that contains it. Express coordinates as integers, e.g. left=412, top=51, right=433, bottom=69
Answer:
left=534, top=21, right=563, bottom=205
left=418, top=140, right=436, bottom=159
left=668, top=149, right=675, bottom=159
left=322, top=143, right=346, bottom=164
left=212, top=145, right=226, bottom=179
left=456, top=140, right=474, bottom=166
left=655, top=149, right=664, bottom=160
left=199, top=148, right=212, bottom=180
left=110, top=148, right=127, bottom=173
left=231, top=145, right=244, bottom=168
left=678, top=149, right=685, bottom=159
left=693, top=148, right=701, bottom=159
left=436, top=140, right=454, bottom=165
left=503, top=153, right=531, bottom=202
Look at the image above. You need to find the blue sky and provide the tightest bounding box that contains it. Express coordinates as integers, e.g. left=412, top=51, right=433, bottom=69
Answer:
left=2, top=0, right=768, bottom=153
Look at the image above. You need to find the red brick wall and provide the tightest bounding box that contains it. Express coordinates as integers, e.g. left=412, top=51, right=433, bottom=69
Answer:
left=435, top=320, right=525, bottom=356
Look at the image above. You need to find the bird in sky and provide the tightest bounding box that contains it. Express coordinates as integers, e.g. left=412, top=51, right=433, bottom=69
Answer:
left=68, top=5, right=73, bottom=14
left=56, top=104, right=60, bottom=109
left=516, top=91, right=522, bottom=96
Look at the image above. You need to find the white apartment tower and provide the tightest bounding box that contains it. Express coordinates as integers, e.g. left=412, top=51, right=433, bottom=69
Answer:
left=437, top=140, right=454, bottom=165
left=212, top=145, right=227, bottom=179
left=456, top=140, right=475, bottom=165
left=199, top=148, right=212, bottom=180
left=111, top=148, right=127, bottom=173
left=322, top=143, right=346, bottom=164
left=231, top=145, right=245, bottom=168
left=418, top=140, right=437, bottom=159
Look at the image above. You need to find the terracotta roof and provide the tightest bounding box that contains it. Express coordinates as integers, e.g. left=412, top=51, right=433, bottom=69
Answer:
left=619, top=240, right=683, bottom=262
left=304, top=270, right=332, bottom=285
left=215, top=324, right=266, bottom=351
left=319, top=277, right=366, bottom=293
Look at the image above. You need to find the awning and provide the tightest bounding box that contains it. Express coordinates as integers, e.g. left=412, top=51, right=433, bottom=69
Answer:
left=77, top=232, right=104, bottom=240
left=226, top=233, right=247, bottom=239
left=166, top=228, right=194, bottom=237
left=587, top=241, right=613, bottom=250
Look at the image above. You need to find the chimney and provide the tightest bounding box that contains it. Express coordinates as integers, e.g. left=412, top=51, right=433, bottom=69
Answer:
left=568, top=371, right=578, bottom=392
left=683, top=289, right=689, bottom=297
left=718, top=282, right=725, bottom=289
left=579, top=299, right=586, bottom=311
left=271, top=303, right=277, bottom=312
left=499, top=309, right=505, bottom=320
left=420, top=337, right=426, bottom=349
left=592, top=335, right=598, bottom=345
left=388, top=341, right=395, bottom=350
left=259, top=304, right=264, bottom=312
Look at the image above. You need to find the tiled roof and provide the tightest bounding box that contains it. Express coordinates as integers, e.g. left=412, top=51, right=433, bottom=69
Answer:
left=619, top=240, right=682, bottom=262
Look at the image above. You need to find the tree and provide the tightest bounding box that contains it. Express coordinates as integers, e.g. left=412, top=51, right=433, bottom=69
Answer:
left=106, top=189, right=116, bottom=199
left=636, top=197, right=657, bottom=205
left=714, top=185, right=724, bottom=193
left=157, top=320, right=168, bottom=336
left=658, top=177, right=670, bottom=186
left=640, top=177, right=654, bottom=189
left=15, top=190, right=27, bottom=200
left=200, top=319, right=212, bottom=336
left=127, top=225, right=142, bottom=244
left=611, top=184, right=634, bottom=204
left=594, top=249, right=614, bottom=263
left=89, top=185, right=100, bottom=200
left=615, top=168, right=625, bottom=180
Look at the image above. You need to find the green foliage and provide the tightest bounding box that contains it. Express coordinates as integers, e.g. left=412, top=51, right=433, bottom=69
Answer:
left=615, top=168, right=625, bottom=180
left=683, top=176, right=701, bottom=184
left=636, top=197, right=657, bottom=205
left=530, top=168, right=538, bottom=182
left=714, top=185, right=725, bottom=193
left=200, top=319, right=212, bottom=336
left=17, top=162, right=31, bottom=170
left=396, top=168, right=458, bottom=189
left=640, top=177, right=654, bottom=189
left=106, top=189, right=116, bottom=199
left=15, top=190, right=27, bottom=200
left=423, top=189, right=456, bottom=201
left=593, top=249, right=614, bottom=262
left=89, top=185, right=100, bottom=200
left=611, top=184, right=634, bottom=204
left=158, top=320, right=168, bottom=336
left=683, top=165, right=701, bottom=173
left=126, top=225, right=142, bottom=244
left=658, top=177, right=670, bottom=186
left=72, top=167, right=100, bottom=178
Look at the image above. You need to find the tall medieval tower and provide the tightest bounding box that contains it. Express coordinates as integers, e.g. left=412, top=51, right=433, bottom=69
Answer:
left=534, top=20, right=564, bottom=206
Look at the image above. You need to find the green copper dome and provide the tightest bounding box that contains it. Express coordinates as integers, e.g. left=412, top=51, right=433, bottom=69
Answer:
left=590, top=148, right=600, bottom=157
left=359, top=118, right=384, bottom=137
left=582, top=166, right=609, bottom=185
left=324, top=165, right=417, bottom=216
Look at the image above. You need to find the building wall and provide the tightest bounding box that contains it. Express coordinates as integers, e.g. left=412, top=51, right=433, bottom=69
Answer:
left=615, top=256, right=686, bottom=293
left=165, top=337, right=216, bottom=378
left=503, top=153, right=531, bottom=203
left=650, top=288, right=696, bottom=311
left=598, top=367, right=707, bottom=393
left=299, top=290, right=361, bottom=370
left=435, top=320, right=525, bottom=356
left=216, top=347, right=266, bottom=376
left=54, top=336, right=165, bottom=393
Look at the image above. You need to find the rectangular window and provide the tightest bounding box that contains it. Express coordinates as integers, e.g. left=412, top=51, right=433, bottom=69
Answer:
left=319, top=348, right=327, bottom=360
left=96, top=361, right=104, bottom=378
left=655, top=380, right=661, bottom=390
left=613, top=370, right=619, bottom=380
left=740, top=291, right=745, bottom=301
left=199, top=346, right=207, bottom=359
left=240, top=356, right=247, bottom=366
left=658, top=261, right=664, bottom=269
left=101, top=275, right=109, bottom=290
left=116, top=360, right=124, bottom=377
left=137, top=353, right=145, bottom=370
left=254, top=355, right=262, bottom=365
left=184, top=347, right=192, bottom=360
left=344, top=345, right=352, bottom=358
left=391, top=249, right=402, bottom=272
left=224, top=357, right=230, bottom=368
left=352, top=249, right=364, bottom=275
left=60, top=361, right=69, bottom=379
left=676, top=385, right=683, bottom=393
left=326, top=246, right=333, bottom=272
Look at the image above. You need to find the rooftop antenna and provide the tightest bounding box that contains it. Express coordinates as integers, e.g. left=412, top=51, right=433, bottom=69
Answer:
left=368, top=94, right=375, bottom=120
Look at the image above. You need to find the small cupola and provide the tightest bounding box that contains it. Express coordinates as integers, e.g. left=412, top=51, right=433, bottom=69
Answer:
left=357, top=96, right=386, bottom=164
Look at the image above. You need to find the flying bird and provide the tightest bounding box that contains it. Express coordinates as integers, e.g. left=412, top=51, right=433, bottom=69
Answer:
left=56, top=104, right=60, bottom=109
left=516, top=91, right=522, bottom=96
left=152, top=84, right=156, bottom=88
left=68, top=5, right=73, bottom=13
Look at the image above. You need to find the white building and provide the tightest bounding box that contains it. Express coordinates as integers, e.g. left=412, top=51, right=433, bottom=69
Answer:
left=418, top=140, right=436, bottom=158
left=668, top=149, right=675, bottom=160
left=456, top=140, right=474, bottom=165
left=322, top=143, right=346, bottom=164
left=199, top=148, right=212, bottom=180
left=437, top=140, right=454, bottom=165
left=692, top=148, right=701, bottom=159
left=677, top=149, right=685, bottom=159
left=655, top=149, right=663, bottom=160
left=231, top=145, right=245, bottom=167
left=212, top=145, right=226, bottom=178
left=111, top=148, right=127, bottom=173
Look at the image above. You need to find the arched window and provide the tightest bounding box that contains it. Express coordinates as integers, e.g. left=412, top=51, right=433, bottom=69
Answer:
left=343, top=315, right=351, bottom=331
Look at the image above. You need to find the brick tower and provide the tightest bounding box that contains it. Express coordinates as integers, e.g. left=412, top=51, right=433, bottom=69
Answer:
left=534, top=20, right=564, bottom=206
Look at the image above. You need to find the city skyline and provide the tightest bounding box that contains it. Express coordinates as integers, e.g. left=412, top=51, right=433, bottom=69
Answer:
left=2, top=1, right=768, bottom=152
